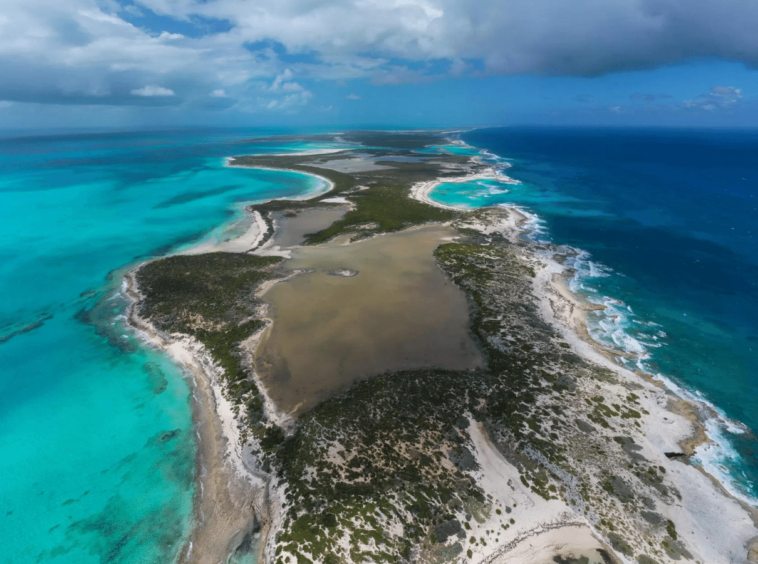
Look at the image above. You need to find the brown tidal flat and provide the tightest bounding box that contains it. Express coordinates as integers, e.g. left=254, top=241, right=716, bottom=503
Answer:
left=255, top=224, right=483, bottom=415
left=270, top=207, right=348, bottom=248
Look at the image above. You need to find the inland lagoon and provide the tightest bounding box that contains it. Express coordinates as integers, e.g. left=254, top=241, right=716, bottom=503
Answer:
left=255, top=223, right=483, bottom=415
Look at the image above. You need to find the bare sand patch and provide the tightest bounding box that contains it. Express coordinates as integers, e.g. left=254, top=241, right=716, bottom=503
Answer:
left=465, top=419, right=613, bottom=564
left=182, top=209, right=268, bottom=255
left=255, top=224, right=483, bottom=415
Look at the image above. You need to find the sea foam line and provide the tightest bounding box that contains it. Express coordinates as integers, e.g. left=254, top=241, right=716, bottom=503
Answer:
left=563, top=247, right=757, bottom=504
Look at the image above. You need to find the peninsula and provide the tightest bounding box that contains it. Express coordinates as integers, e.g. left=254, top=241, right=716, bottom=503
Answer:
left=126, top=131, right=758, bottom=564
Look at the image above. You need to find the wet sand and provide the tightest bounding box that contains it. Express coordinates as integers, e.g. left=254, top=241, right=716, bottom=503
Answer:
left=255, top=224, right=483, bottom=415
left=125, top=273, right=259, bottom=564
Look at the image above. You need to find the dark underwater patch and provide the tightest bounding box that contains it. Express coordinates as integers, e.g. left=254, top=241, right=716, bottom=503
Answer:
left=62, top=494, right=187, bottom=564
left=74, top=303, right=137, bottom=354
left=143, top=362, right=168, bottom=394
left=0, top=314, right=53, bottom=345
left=153, top=183, right=242, bottom=208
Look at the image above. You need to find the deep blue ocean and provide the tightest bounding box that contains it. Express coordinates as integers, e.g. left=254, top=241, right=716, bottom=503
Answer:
left=0, top=129, right=342, bottom=563
left=435, top=127, right=758, bottom=505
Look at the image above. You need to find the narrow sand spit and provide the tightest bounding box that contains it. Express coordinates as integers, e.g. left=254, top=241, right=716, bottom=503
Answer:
left=225, top=158, right=336, bottom=201
left=181, top=159, right=340, bottom=257
left=182, top=208, right=268, bottom=255
left=254, top=148, right=350, bottom=157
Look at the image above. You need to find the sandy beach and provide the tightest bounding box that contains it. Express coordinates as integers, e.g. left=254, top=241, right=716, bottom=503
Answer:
left=182, top=208, right=269, bottom=255
left=118, top=161, right=347, bottom=564
left=225, top=158, right=336, bottom=201
left=120, top=174, right=325, bottom=563
left=125, top=271, right=274, bottom=564
left=409, top=167, right=520, bottom=211
left=531, top=248, right=758, bottom=563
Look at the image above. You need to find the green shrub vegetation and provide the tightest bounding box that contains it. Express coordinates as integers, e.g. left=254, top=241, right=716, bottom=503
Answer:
left=303, top=184, right=454, bottom=244
left=136, top=252, right=282, bottom=421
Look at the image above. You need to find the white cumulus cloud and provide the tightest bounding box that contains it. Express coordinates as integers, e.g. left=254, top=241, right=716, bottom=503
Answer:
left=684, top=85, right=743, bottom=111
left=131, top=85, right=176, bottom=97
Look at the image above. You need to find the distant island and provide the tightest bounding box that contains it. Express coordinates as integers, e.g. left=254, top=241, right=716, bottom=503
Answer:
left=125, top=131, right=758, bottom=564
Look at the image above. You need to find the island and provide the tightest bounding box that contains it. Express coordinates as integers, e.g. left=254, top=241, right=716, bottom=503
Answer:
left=125, top=131, right=758, bottom=564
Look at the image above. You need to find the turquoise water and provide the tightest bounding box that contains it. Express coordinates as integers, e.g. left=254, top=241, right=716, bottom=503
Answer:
left=0, top=130, right=341, bottom=563
left=430, top=127, right=758, bottom=506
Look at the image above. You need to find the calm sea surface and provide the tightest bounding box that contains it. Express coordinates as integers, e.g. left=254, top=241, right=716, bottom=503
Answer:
left=0, top=129, right=341, bottom=563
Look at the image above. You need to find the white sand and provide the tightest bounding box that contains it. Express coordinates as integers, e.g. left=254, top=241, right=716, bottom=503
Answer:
left=457, top=207, right=529, bottom=244
left=525, top=225, right=758, bottom=563
left=182, top=209, right=268, bottom=255
left=254, top=148, right=349, bottom=157
left=127, top=146, right=758, bottom=563
left=124, top=272, right=286, bottom=564
left=180, top=162, right=339, bottom=257
left=410, top=180, right=466, bottom=210
left=409, top=167, right=519, bottom=211
left=166, top=333, right=291, bottom=564
left=444, top=199, right=758, bottom=562
left=320, top=196, right=351, bottom=204
left=165, top=336, right=253, bottom=479
left=226, top=159, right=336, bottom=202
left=464, top=418, right=607, bottom=563
left=488, top=526, right=608, bottom=564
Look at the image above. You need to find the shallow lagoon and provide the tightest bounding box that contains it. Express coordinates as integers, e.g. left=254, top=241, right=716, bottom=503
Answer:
left=256, top=224, right=483, bottom=415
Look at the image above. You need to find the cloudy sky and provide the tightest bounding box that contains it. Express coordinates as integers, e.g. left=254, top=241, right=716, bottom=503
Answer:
left=1, top=0, right=758, bottom=129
